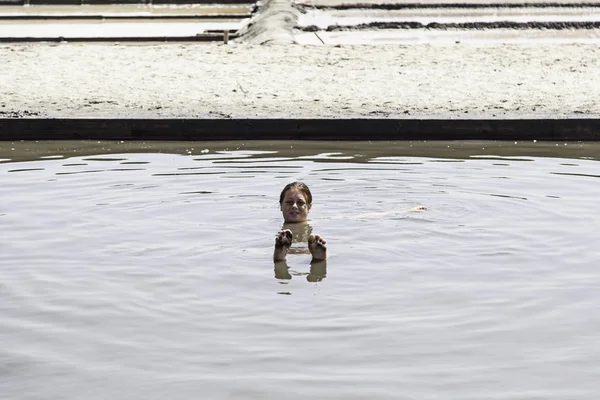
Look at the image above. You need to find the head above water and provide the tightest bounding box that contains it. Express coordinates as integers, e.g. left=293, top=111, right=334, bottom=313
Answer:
left=279, top=181, right=313, bottom=223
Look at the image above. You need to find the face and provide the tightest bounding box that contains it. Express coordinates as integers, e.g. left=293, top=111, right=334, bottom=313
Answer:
left=281, top=188, right=311, bottom=223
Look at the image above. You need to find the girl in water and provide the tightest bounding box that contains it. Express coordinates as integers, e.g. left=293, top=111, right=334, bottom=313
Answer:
left=273, top=182, right=327, bottom=262
left=272, top=181, right=427, bottom=262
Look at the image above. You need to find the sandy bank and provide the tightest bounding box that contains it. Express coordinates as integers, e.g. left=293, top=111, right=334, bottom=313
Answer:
left=1, top=42, right=599, bottom=119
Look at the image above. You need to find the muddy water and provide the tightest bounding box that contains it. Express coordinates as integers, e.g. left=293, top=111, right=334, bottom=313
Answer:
left=1, top=140, right=599, bottom=400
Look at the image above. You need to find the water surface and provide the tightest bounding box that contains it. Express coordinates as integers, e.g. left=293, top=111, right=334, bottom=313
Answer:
left=1, top=140, right=599, bottom=400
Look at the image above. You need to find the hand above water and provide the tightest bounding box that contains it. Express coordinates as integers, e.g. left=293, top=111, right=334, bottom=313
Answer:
left=274, top=229, right=293, bottom=261
left=308, top=234, right=327, bottom=262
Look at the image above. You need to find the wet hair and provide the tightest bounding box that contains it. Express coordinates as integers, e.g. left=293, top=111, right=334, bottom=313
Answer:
left=279, top=181, right=312, bottom=208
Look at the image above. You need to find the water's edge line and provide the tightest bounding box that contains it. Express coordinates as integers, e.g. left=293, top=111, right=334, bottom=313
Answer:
left=1, top=118, right=599, bottom=141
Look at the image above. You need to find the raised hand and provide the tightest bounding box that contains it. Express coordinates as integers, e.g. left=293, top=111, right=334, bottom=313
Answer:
left=308, top=234, right=327, bottom=261
left=273, top=229, right=293, bottom=261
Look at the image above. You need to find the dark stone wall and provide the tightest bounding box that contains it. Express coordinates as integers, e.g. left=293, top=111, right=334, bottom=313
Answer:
left=1, top=118, right=599, bottom=141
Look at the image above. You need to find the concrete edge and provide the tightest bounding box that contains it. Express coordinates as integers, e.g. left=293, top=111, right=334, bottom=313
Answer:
left=1, top=118, right=599, bottom=141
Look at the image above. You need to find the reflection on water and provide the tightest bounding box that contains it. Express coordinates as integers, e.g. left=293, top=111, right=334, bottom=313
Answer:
left=275, top=259, right=328, bottom=283
left=1, top=140, right=600, bottom=400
